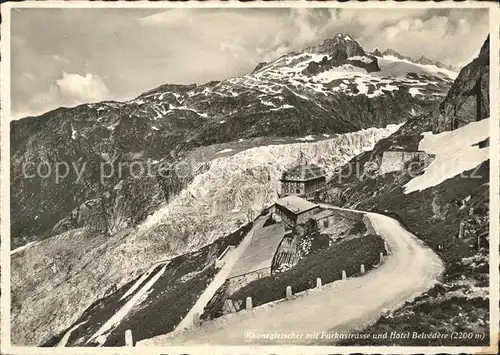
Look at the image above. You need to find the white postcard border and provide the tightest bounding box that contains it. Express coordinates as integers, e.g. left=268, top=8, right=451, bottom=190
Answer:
left=1, top=1, right=498, bottom=354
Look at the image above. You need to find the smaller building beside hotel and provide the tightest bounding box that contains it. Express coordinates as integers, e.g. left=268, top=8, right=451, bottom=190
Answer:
left=274, top=195, right=320, bottom=227
left=311, top=209, right=337, bottom=234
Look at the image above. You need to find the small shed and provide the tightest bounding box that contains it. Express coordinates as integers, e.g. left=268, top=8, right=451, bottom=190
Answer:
left=311, top=209, right=336, bottom=233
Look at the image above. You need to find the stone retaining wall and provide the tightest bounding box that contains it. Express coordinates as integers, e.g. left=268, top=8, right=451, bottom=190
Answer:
left=379, top=151, right=433, bottom=175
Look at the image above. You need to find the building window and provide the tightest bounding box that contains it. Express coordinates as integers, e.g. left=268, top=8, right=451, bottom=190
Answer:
left=323, top=220, right=329, bottom=228
left=296, top=188, right=301, bottom=194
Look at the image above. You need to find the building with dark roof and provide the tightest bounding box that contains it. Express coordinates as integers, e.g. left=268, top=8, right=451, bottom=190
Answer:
left=274, top=195, right=320, bottom=227
left=280, top=163, right=326, bottom=199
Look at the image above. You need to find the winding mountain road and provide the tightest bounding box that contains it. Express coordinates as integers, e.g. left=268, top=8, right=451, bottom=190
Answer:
left=138, top=207, right=444, bottom=346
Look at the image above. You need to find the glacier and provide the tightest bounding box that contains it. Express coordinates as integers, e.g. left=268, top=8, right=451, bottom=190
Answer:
left=138, top=124, right=401, bottom=251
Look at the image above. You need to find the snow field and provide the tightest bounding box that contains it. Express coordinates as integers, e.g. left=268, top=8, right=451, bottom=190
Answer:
left=404, top=118, right=490, bottom=194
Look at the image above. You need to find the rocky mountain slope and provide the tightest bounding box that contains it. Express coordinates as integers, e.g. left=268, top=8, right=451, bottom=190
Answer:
left=10, top=33, right=460, bottom=345
left=10, top=33, right=456, bottom=249
left=324, top=35, right=490, bottom=345
left=432, top=35, right=489, bottom=133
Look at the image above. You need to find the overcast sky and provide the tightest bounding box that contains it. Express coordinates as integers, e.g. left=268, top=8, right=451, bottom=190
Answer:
left=11, top=7, right=489, bottom=119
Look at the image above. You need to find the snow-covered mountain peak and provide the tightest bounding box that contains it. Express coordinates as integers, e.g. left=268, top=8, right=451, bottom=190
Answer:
left=301, top=33, right=366, bottom=58
left=336, top=33, right=353, bottom=40
left=115, top=34, right=457, bottom=121
left=381, top=48, right=459, bottom=73
left=63, top=35, right=457, bottom=145
left=382, top=48, right=407, bottom=59
left=34, top=34, right=459, bottom=159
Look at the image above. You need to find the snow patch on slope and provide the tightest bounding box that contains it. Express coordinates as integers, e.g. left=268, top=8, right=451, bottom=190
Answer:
left=216, top=149, right=234, bottom=155
left=11, top=241, right=38, bottom=255
left=120, top=266, right=157, bottom=301
left=379, top=56, right=457, bottom=80
left=404, top=118, right=490, bottom=194
left=349, top=56, right=373, bottom=63
left=409, top=88, right=422, bottom=97
left=70, top=125, right=77, bottom=140
left=297, top=135, right=315, bottom=141
left=270, top=104, right=294, bottom=111
left=87, top=263, right=168, bottom=346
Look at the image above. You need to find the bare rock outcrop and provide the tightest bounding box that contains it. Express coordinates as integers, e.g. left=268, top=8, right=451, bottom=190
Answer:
left=432, top=36, right=489, bottom=133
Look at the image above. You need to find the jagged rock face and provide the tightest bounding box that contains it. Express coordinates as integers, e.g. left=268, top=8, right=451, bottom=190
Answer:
left=433, top=36, right=489, bottom=133
left=416, top=55, right=435, bottom=66
left=301, top=34, right=378, bottom=74
left=251, top=61, right=268, bottom=74
left=49, top=176, right=169, bottom=237
left=302, top=33, right=366, bottom=66
left=479, top=36, right=489, bottom=56
left=382, top=48, right=414, bottom=62
left=363, top=59, right=381, bottom=73
left=340, top=56, right=380, bottom=73
left=372, top=48, right=383, bottom=57
left=10, top=34, right=454, bottom=248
